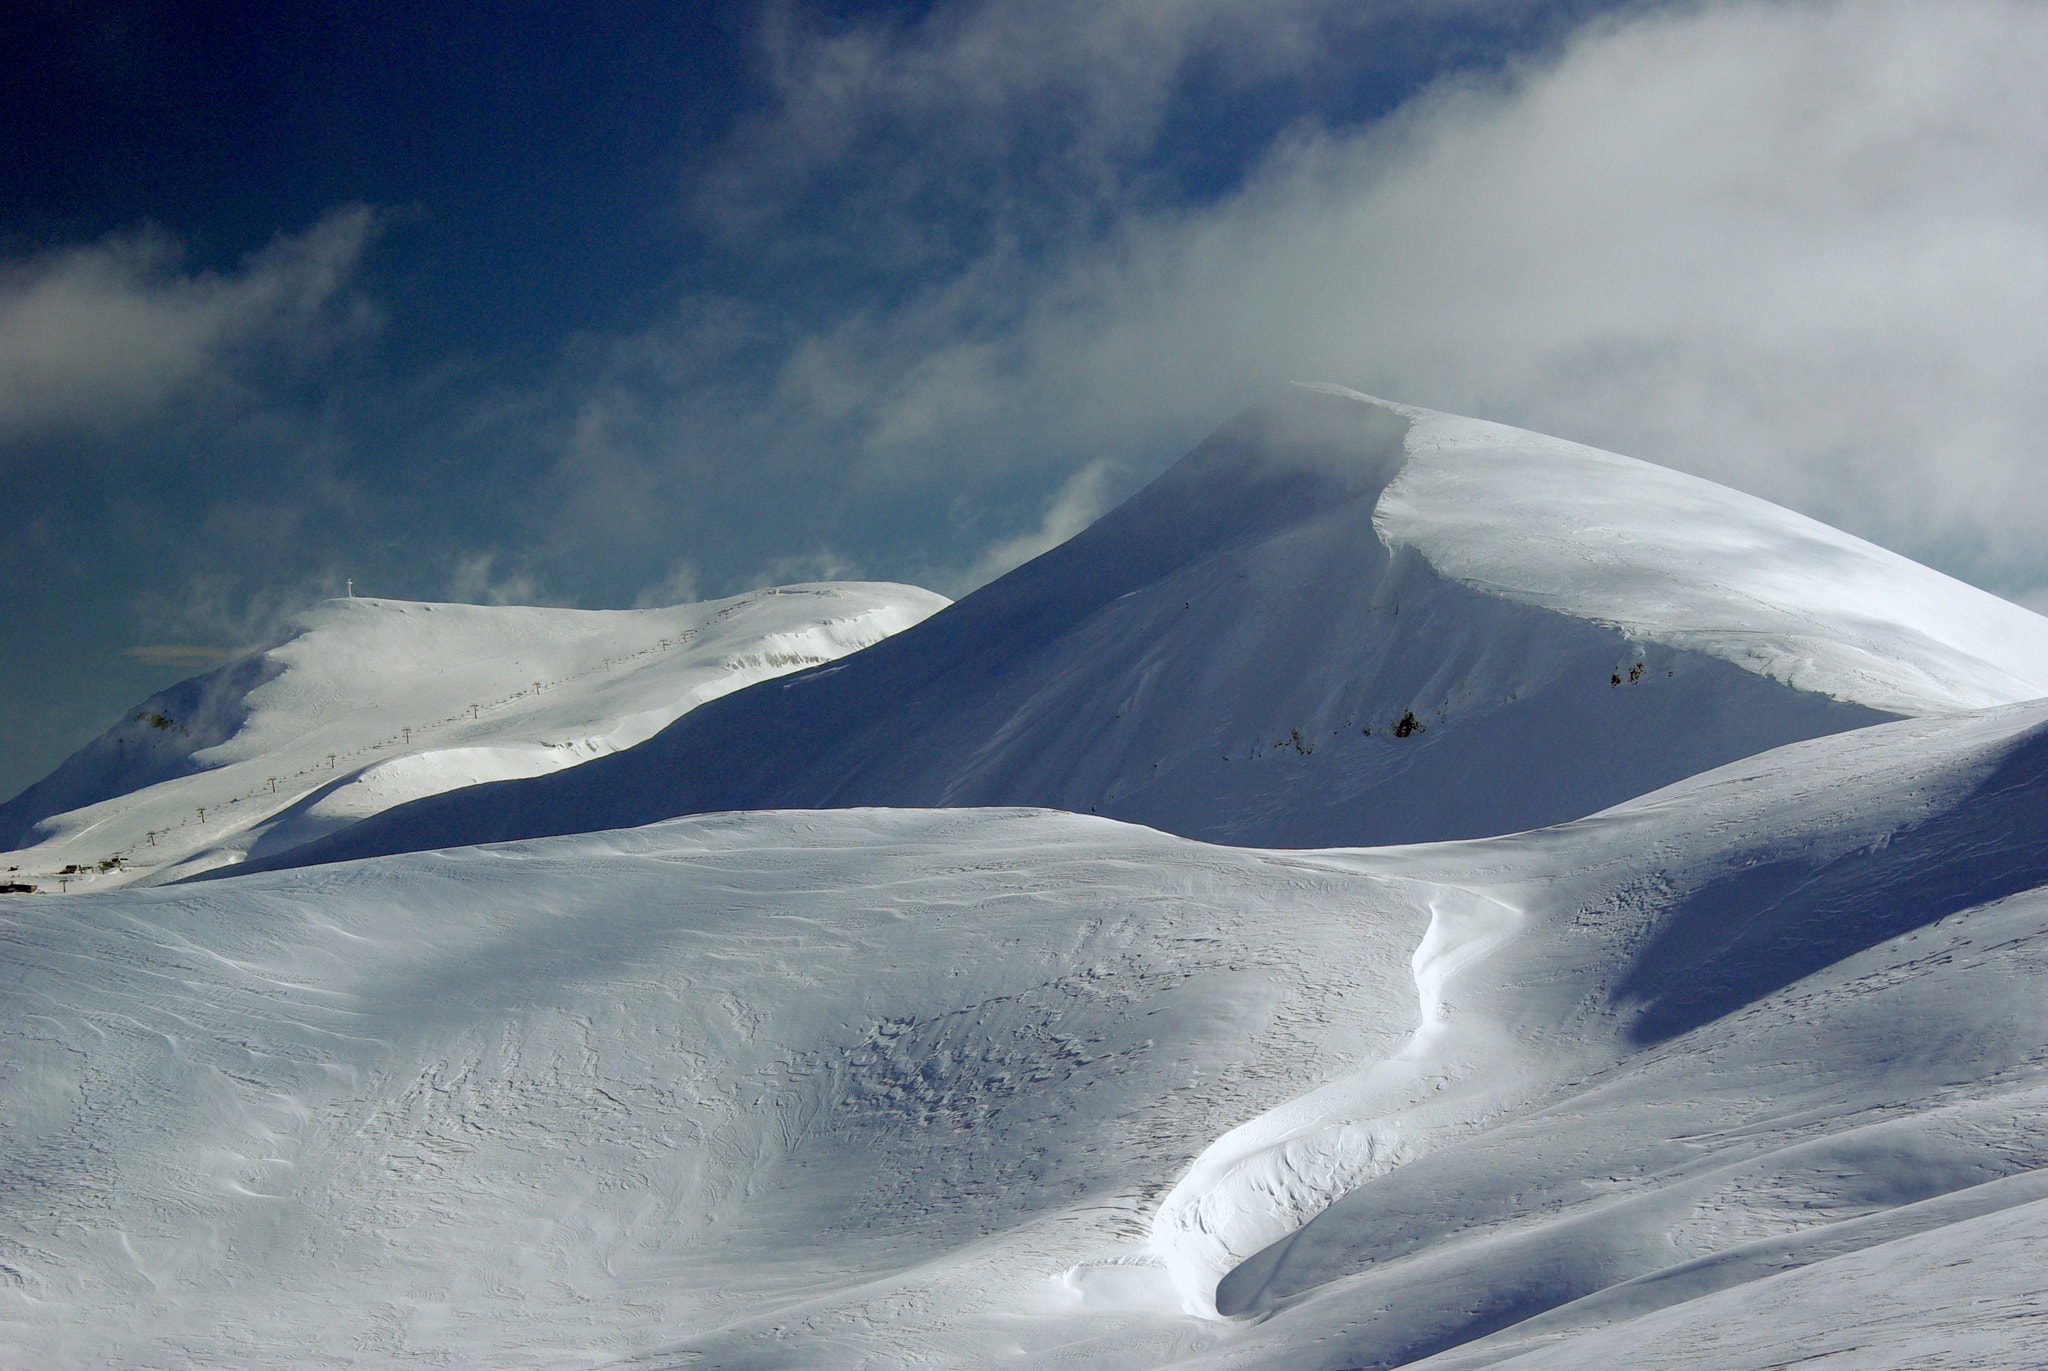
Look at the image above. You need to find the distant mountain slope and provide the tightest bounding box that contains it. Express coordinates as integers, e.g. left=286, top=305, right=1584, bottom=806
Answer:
left=0, top=583, right=945, bottom=888
left=234, top=386, right=2048, bottom=873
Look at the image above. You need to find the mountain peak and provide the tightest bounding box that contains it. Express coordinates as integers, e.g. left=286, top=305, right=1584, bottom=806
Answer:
left=215, top=389, right=2048, bottom=875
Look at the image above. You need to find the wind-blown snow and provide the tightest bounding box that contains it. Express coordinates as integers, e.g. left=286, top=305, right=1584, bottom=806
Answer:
left=0, top=583, right=945, bottom=890
left=223, top=384, right=2048, bottom=877
left=1161, top=698, right=2048, bottom=1332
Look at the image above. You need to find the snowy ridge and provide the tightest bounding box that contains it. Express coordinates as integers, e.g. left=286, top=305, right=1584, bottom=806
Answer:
left=215, top=382, right=2048, bottom=877
left=1358, top=386, right=2048, bottom=715
left=0, top=582, right=945, bottom=889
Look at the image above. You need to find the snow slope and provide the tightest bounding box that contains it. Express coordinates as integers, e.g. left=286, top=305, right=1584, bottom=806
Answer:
left=236, top=385, right=2048, bottom=874
left=1373, top=389, right=2048, bottom=714
left=2, top=698, right=2044, bottom=1367
left=1163, top=698, right=2048, bottom=1333
left=0, top=583, right=945, bottom=890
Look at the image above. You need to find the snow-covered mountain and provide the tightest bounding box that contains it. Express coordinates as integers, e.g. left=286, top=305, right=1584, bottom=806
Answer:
left=3, top=698, right=2042, bottom=1367
left=237, top=385, right=2048, bottom=874
left=5, top=386, right=2047, bottom=1369
left=0, top=583, right=946, bottom=890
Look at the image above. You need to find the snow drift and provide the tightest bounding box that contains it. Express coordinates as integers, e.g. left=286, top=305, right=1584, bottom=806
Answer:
left=232, top=385, right=2048, bottom=875
left=1159, top=698, right=2048, bottom=1333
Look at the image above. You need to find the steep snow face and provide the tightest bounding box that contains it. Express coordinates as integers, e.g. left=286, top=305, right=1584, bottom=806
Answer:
left=235, top=384, right=2048, bottom=874
left=0, top=584, right=945, bottom=888
left=1369, top=390, right=2048, bottom=715
left=4, top=702, right=2046, bottom=1368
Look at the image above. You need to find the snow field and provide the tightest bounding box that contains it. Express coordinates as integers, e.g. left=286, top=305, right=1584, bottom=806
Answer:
left=1434, top=1190, right=2048, bottom=1370
left=7, top=385, right=2048, bottom=1367
left=1166, top=700, right=2048, bottom=1368
left=5, top=700, right=2046, bottom=1367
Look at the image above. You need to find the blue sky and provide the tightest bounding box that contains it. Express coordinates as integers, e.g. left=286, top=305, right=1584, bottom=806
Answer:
left=6, top=0, right=2048, bottom=801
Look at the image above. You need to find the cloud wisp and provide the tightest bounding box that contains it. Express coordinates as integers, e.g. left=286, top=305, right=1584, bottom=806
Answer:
left=960, top=460, right=1117, bottom=591
left=0, top=207, right=379, bottom=444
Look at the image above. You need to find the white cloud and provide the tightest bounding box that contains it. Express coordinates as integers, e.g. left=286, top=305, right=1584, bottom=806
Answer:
left=698, top=0, right=1302, bottom=255
left=0, top=206, right=378, bottom=443
left=694, top=0, right=1564, bottom=280
left=131, top=570, right=349, bottom=656
left=742, top=548, right=865, bottom=591
left=713, top=0, right=2048, bottom=600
